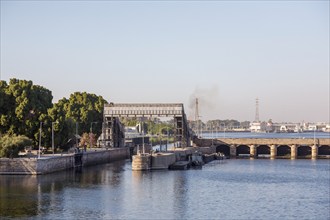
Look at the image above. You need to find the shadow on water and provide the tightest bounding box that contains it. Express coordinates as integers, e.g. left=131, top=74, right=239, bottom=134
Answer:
left=0, top=160, right=127, bottom=218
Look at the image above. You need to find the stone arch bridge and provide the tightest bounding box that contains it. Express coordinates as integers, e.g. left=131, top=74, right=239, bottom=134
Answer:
left=195, top=138, right=330, bottom=159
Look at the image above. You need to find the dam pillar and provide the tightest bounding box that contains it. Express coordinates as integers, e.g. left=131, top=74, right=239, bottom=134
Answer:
left=250, top=145, right=256, bottom=158
left=270, top=145, right=277, bottom=159
left=291, top=144, right=297, bottom=160
left=230, top=145, right=237, bottom=158
left=132, top=154, right=151, bottom=171
left=311, top=145, right=318, bottom=160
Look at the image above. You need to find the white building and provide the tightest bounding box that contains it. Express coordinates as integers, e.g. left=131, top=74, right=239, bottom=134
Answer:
left=250, top=122, right=262, bottom=132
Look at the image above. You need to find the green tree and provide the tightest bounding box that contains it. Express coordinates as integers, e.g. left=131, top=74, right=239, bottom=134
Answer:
left=47, top=92, right=106, bottom=150
left=64, top=92, right=106, bottom=135
left=0, top=79, right=53, bottom=145
left=0, top=79, right=108, bottom=151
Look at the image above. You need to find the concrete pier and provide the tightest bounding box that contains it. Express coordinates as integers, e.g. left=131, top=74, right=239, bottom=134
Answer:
left=311, top=145, right=318, bottom=160
left=132, top=154, right=151, bottom=171
left=270, top=144, right=277, bottom=159
left=250, top=145, right=256, bottom=158
left=291, top=144, right=297, bottom=160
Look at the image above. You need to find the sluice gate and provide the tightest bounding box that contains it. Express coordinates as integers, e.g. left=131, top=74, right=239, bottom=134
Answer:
left=100, top=103, right=193, bottom=148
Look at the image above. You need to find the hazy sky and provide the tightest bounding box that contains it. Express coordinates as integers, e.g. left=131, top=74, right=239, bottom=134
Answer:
left=1, top=1, right=329, bottom=123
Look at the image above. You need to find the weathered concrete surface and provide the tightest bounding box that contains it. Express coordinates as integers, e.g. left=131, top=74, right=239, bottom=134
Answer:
left=0, top=158, right=38, bottom=174
left=0, top=148, right=130, bottom=175
left=151, top=153, right=176, bottom=170
left=132, top=146, right=216, bottom=170
left=132, top=154, right=151, bottom=171
left=0, top=155, right=74, bottom=175
left=168, top=146, right=216, bottom=161
left=83, top=148, right=129, bottom=166
left=37, top=155, right=74, bottom=174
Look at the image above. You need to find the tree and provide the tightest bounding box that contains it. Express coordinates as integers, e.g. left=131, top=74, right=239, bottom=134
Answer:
left=47, top=92, right=107, bottom=150
left=63, top=92, right=107, bottom=136
left=47, top=98, right=75, bottom=149
left=0, top=79, right=107, bottom=151
left=79, top=132, right=97, bottom=149
left=0, top=79, right=53, bottom=145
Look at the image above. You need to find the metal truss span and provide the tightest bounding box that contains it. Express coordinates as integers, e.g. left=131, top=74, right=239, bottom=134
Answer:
left=104, top=103, right=184, bottom=117
left=101, top=103, right=193, bottom=148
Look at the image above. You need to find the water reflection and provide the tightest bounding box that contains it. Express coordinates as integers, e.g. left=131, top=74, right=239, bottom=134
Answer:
left=172, top=171, right=188, bottom=219
left=1, top=159, right=329, bottom=219
left=0, top=160, right=127, bottom=218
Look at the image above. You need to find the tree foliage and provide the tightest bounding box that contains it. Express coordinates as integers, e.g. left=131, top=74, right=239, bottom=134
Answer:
left=79, top=132, right=97, bottom=148
left=0, top=79, right=53, bottom=145
left=0, top=79, right=107, bottom=151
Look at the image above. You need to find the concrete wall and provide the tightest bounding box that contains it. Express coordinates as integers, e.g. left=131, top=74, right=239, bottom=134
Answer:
left=0, top=147, right=130, bottom=175
left=82, top=148, right=129, bottom=166
left=0, top=158, right=38, bottom=174
left=151, top=153, right=176, bottom=169
left=37, top=155, right=74, bottom=174
left=0, top=155, right=75, bottom=175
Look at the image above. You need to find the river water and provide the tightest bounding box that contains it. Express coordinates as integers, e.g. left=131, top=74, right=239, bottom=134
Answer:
left=1, top=159, right=329, bottom=219
left=202, top=131, right=330, bottom=139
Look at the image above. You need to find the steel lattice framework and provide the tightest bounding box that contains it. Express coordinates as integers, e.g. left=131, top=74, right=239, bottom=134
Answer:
left=101, top=103, right=192, bottom=148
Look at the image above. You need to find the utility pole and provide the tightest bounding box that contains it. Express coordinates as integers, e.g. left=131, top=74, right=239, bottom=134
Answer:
left=90, top=122, right=98, bottom=150
left=195, top=98, right=200, bottom=138
left=38, top=122, right=43, bottom=159
left=255, top=97, right=260, bottom=122
left=76, top=122, right=78, bottom=149
left=211, top=121, right=214, bottom=146
left=52, top=122, right=58, bottom=155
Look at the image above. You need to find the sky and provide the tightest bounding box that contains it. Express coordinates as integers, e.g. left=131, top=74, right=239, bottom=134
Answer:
left=1, top=1, right=329, bottom=123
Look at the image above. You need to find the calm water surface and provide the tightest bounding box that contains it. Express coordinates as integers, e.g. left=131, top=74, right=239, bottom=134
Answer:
left=1, top=159, right=329, bottom=219
left=202, top=131, right=330, bottom=139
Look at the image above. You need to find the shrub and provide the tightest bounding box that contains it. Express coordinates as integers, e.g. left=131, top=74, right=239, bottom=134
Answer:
left=0, top=134, right=33, bottom=158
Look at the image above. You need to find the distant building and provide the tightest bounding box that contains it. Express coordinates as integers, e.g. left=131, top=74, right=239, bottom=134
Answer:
left=266, top=120, right=274, bottom=133
left=323, top=124, right=330, bottom=132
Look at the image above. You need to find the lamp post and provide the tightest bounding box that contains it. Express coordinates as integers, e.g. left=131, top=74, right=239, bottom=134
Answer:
left=211, top=122, right=214, bottom=146
left=52, top=122, right=58, bottom=155
left=220, top=122, right=226, bottom=138
left=215, top=122, right=218, bottom=139
left=38, top=122, right=43, bottom=159
left=166, top=126, right=169, bottom=152
left=76, top=122, right=79, bottom=149
left=90, top=122, right=98, bottom=150
left=313, top=126, right=316, bottom=147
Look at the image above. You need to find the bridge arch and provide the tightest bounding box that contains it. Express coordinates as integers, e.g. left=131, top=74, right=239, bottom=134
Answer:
left=277, top=145, right=291, bottom=158
left=236, top=145, right=250, bottom=157
left=318, top=145, right=330, bottom=157
left=257, top=145, right=270, bottom=158
left=297, top=145, right=311, bottom=158
left=216, top=145, right=230, bottom=157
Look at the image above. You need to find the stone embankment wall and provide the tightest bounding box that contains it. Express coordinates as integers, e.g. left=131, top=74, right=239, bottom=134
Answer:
left=37, top=155, right=74, bottom=174
left=0, top=158, right=38, bottom=175
left=82, top=148, right=129, bottom=166
left=0, top=148, right=130, bottom=175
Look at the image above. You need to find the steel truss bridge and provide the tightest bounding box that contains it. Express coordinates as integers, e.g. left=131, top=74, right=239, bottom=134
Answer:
left=100, top=103, right=193, bottom=148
